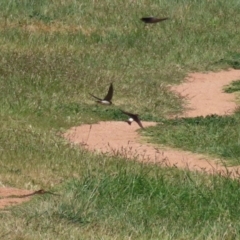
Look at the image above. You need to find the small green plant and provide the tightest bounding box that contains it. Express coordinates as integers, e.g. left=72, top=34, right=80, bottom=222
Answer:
left=224, top=80, right=240, bottom=93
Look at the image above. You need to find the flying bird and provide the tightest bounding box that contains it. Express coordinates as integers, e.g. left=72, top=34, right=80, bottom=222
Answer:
left=89, top=83, right=113, bottom=105
left=121, top=110, right=144, bottom=129
left=141, top=17, right=169, bottom=24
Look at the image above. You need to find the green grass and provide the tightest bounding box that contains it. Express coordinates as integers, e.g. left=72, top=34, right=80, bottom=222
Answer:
left=224, top=79, right=240, bottom=93
left=144, top=112, right=240, bottom=166
left=216, top=52, right=240, bottom=70
left=0, top=0, right=240, bottom=239
left=2, top=161, right=240, bottom=239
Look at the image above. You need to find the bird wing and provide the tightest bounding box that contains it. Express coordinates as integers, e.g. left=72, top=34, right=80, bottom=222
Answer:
left=141, top=17, right=169, bottom=23
left=153, top=18, right=168, bottom=22
left=135, top=118, right=144, bottom=129
left=89, top=93, right=102, bottom=101
left=154, top=17, right=169, bottom=22
left=120, top=110, right=137, bottom=118
left=121, top=110, right=144, bottom=128
left=104, top=83, right=113, bottom=101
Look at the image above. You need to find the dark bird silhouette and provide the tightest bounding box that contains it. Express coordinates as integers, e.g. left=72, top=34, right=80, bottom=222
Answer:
left=141, top=17, right=169, bottom=24
left=89, top=83, right=113, bottom=105
left=121, top=110, right=144, bottom=129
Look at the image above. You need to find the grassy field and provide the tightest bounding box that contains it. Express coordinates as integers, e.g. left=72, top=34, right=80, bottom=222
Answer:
left=144, top=79, right=240, bottom=166
left=144, top=110, right=240, bottom=166
left=0, top=0, right=240, bottom=239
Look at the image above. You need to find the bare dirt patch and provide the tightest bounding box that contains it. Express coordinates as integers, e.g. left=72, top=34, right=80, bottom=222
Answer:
left=64, top=121, right=240, bottom=177
left=172, top=69, right=240, bottom=117
left=2, top=69, right=240, bottom=209
left=64, top=69, right=240, bottom=176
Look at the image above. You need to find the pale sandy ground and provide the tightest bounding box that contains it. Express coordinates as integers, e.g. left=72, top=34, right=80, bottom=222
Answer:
left=172, top=70, right=240, bottom=117
left=64, top=69, right=240, bottom=176
left=1, top=69, right=240, bottom=209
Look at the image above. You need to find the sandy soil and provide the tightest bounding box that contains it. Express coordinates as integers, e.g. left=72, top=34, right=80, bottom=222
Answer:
left=63, top=69, right=240, bottom=176
left=172, top=69, right=240, bottom=117
left=1, top=69, right=240, bottom=209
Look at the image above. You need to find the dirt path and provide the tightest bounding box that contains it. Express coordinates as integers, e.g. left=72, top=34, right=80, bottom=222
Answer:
left=64, top=69, right=240, bottom=176
left=1, top=69, right=240, bottom=209
left=172, top=69, right=240, bottom=117
left=64, top=121, right=240, bottom=177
